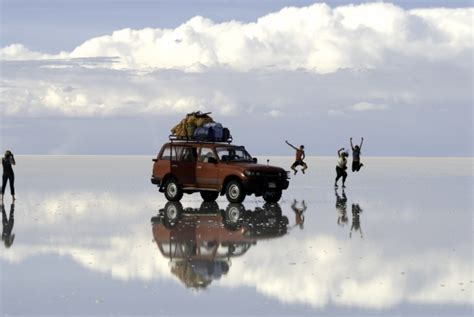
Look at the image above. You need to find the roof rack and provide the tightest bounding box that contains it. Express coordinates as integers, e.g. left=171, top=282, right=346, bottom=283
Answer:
left=168, top=134, right=233, bottom=144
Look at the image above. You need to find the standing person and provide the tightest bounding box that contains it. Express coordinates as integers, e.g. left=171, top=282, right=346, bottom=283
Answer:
left=285, top=140, right=308, bottom=175
left=334, top=148, right=348, bottom=188
left=2, top=151, right=16, bottom=201
left=350, top=137, right=364, bottom=172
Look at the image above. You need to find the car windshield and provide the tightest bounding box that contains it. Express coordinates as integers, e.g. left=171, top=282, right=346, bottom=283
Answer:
left=216, top=146, right=253, bottom=162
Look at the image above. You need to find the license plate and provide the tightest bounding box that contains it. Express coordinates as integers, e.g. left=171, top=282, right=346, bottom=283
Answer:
left=268, top=182, right=276, bottom=188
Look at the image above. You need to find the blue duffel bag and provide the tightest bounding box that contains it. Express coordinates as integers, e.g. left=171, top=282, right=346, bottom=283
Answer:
left=204, top=122, right=224, bottom=141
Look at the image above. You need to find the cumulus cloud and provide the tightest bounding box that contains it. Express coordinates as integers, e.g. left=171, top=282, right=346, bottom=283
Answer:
left=1, top=3, right=472, bottom=73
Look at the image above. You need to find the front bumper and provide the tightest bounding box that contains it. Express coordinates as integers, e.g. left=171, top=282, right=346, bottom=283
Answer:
left=151, top=176, right=161, bottom=186
left=243, top=177, right=289, bottom=195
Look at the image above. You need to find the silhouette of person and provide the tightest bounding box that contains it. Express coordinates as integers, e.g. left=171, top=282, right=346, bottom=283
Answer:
left=2, top=150, right=16, bottom=201
left=291, top=199, right=307, bottom=229
left=335, top=188, right=348, bottom=227
left=2, top=201, right=15, bottom=248
left=350, top=137, right=364, bottom=172
left=350, top=203, right=363, bottom=239
left=335, top=148, right=348, bottom=188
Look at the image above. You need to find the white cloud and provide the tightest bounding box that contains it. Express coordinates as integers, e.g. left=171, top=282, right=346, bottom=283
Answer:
left=1, top=3, right=472, bottom=73
left=351, top=102, right=389, bottom=111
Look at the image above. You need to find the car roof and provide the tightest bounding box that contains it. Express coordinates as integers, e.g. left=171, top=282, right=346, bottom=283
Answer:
left=162, top=142, right=242, bottom=148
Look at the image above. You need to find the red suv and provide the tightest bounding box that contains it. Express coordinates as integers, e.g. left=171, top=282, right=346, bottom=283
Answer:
left=151, top=140, right=290, bottom=203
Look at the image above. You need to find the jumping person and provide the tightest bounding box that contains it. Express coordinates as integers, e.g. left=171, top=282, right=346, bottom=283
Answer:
left=334, top=148, right=348, bottom=188
left=350, top=137, right=364, bottom=172
left=285, top=140, right=307, bottom=175
left=1, top=151, right=15, bottom=201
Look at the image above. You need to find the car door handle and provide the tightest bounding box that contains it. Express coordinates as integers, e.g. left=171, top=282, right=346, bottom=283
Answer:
left=197, top=166, right=202, bottom=169
left=171, top=164, right=178, bottom=168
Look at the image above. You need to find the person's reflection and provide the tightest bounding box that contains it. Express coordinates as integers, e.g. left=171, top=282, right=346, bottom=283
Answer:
left=335, top=188, right=348, bottom=227
left=350, top=203, right=364, bottom=239
left=291, top=199, right=307, bottom=229
left=2, top=201, right=15, bottom=248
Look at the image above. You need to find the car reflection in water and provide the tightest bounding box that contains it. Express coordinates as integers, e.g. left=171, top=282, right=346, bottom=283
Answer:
left=151, top=201, right=290, bottom=289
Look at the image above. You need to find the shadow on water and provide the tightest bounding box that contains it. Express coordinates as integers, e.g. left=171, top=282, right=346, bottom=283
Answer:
left=151, top=201, right=291, bottom=289
left=2, top=201, right=15, bottom=248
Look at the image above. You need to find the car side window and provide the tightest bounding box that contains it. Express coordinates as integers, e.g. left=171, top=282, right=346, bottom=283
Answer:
left=199, top=147, right=216, bottom=163
left=180, top=147, right=197, bottom=162
left=160, top=145, right=184, bottom=161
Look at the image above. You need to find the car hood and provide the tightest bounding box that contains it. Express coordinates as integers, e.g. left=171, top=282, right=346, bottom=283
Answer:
left=224, top=162, right=286, bottom=173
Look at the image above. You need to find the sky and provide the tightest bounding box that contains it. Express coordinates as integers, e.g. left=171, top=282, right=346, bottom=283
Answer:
left=0, top=0, right=473, bottom=156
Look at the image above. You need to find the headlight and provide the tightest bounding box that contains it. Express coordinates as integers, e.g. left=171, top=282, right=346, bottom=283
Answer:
left=244, top=170, right=261, bottom=177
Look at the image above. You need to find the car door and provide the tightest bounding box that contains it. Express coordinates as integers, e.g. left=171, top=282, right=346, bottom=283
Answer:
left=196, top=147, right=219, bottom=188
left=171, top=145, right=197, bottom=186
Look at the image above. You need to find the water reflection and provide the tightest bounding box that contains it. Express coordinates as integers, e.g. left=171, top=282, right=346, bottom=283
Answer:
left=1, top=201, right=15, bottom=248
left=291, top=200, right=306, bottom=230
left=335, top=188, right=348, bottom=227
left=350, top=204, right=364, bottom=239
left=151, top=202, right=290, bottom=289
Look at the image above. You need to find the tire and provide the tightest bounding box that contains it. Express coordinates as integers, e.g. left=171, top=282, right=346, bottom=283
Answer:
left=224, top=203, right=244, bottom=230
left=162, top=201, right=183, bottom=228
left=164, top=178, right=183, bottom=201
left=225, top=180, right=246, bottom=203
left=200, top=191, right=219, bottom=202
left=263, top=190, right=282, bottom=204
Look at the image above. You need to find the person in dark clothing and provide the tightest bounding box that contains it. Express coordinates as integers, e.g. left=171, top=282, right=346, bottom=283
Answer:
left=2, top=201, right=15, bottom=248
left=2, top=150, right=16, bottom=201
left=334, top=148, right=348, bottom=188
left=285, top=140, right=308, bottom=175
left=350, top=137, right=364, bottom=172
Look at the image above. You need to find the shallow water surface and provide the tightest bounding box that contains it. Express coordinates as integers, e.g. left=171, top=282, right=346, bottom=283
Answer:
left=0, top=156, right=472, bottom=316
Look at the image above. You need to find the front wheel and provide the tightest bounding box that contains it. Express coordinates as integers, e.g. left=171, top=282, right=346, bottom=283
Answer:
left=200, top=191, right=219, bottom=202
left=263, top=190, right=282, bottom=203
left=225, top=180, right=246, bottom=203
left=164, top=178, right=183, bottom=201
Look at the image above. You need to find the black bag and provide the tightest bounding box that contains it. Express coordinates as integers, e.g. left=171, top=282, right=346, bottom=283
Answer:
left=222, top=128, right=230, bottom=142
left=194, top=127, right=213, bottom=141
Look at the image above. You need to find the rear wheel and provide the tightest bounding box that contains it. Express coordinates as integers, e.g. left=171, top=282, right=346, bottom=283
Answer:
left=200, top=191, right=219, bottom=202
left=225, top=180, right=246, bottom=203
left=162, top=201, right=183, bottom=228
left=164, top=178, right=183, bottom=201
left=263, top=190, right=282, bottom=203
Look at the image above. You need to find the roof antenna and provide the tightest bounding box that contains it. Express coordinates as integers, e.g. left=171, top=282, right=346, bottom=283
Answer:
left=267, top=159, right=270, bottom=166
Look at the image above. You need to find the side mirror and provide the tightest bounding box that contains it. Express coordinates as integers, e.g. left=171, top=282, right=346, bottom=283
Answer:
left=208, top=157, right=218, bottom=164
left=252, top=158, right=258, bottom=163
left=152, top=158, right=157, bottom=162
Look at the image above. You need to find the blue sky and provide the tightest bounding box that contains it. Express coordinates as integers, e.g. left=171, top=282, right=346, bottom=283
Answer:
left=0, top=1, right=473, bottom=155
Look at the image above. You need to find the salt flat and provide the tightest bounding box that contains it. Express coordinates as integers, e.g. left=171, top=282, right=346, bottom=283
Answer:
left=0, top=156, right=472, bottom=316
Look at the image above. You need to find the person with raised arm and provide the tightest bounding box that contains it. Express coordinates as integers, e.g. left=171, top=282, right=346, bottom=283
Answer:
left=334, top=147, right=348, bottom=188
left=350, top=137, right=364, bottom=172
left=285, top=140, right=308, bottom=175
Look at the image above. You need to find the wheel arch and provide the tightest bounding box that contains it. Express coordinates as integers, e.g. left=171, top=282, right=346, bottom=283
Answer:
left=220, top=175, right=243, bottom=195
